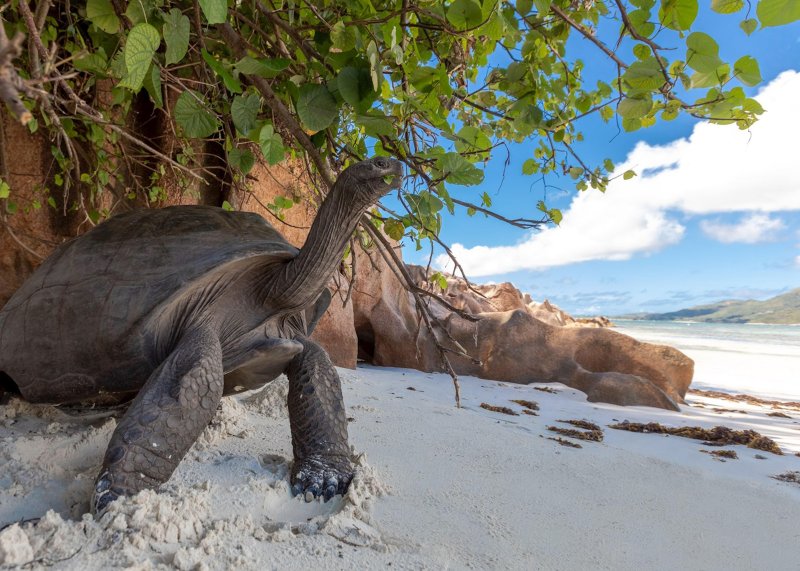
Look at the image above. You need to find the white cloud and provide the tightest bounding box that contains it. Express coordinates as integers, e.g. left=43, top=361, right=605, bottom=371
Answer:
left=795, top=255, right=800, bottom=268
left=700, top=213, right=785, bottom=243
left=438, top=71, right=800, bottom=276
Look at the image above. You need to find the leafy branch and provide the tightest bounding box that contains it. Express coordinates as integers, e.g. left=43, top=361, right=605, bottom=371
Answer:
left=0, top=0, right=797, bottom=404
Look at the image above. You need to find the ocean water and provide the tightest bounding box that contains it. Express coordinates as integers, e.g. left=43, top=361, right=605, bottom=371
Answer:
left=614, top=320, right=800, bottom=401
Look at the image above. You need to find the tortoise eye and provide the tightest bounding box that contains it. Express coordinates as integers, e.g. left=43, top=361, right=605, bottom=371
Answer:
left=375, top=158, right=389, bottom=169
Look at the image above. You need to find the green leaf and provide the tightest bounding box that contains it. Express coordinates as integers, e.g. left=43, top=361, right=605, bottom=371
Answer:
left=733, top=55, right=761, bottom=86
left=119, top=23, right=161, bottom=92
left=517, top=0, right=533, bottom=15
left=74, top=52, right=109, bottom=76
left=549, top=208, right=562, bottom=225
left=622, top=117, right=642, bottom=131
left=659, top=0, right=698, bottom=30
left=337, top=67, right=375, bottom=110
left=632, top=43, right=651, bottom=60
left=355, top=113, right=395, bottom=137
left=447, top=0, right=483, bottom=29
left=690, top=64, right=730, bottom=88
left=366, top=41, right=381, bottom=91
left=198, top=0, right=227, bottom=24
left=383, top=218, right=405, bottom=240
left=627, top=8, right=655, bottom=37
left=202, top=49, right=241, bottom=93
left=437, top=153, right=484, bottom=186
left=296, top=84, right=338, bottom=132
left=235, top=56, right=290, bottom=78
left=454, top=125, right=492, bottom=155
left=174, top=90, right=219, bottom=138
left=229, top=148, right=255, bottom=174
left=623, top=170, right=637, bottom=180
left=125, top=0, right=154, bottom=26
left=274, top=196, right=293, bottom=210
left=757, top=0, right=800, bottom=27
left=331, top=21, right=357, bottom=51
left=221, top=200, right=234, bottom=211
left=685, top=32, right=723, bottom=73
left=431, top=272, right=449, bottom=292
left=533, top=0, right=551, bottom=14
left=618, top=95, right=653, bottom=119
left=623, top=58, right=665, bottom=91
left=739, top=18, right=758, bottom=35
left=522, top=158, right=538, bottom=175
left=231, top=93, right=260, bottom=134
left=258, top=124, right=285, bottom=165
left=163, top=9, right=190, bottom=66
left=711, top=0, right=744, bottom=13
left=142, top=64, right=163, bottom=108
left=86, top=0, right=120, bottom=33
left=0, top=180, right=10, bottom=199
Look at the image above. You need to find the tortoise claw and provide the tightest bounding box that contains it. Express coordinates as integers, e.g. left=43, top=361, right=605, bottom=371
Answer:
left=291, top=455, right=353, bottom=502
left=92, top=471, right=121, bottom=517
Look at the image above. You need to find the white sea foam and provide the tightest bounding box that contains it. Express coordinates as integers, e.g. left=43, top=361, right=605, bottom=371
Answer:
left=616, top=320, right=800, bottom=400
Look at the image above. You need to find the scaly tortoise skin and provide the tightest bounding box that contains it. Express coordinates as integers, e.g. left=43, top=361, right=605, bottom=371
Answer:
left=0, top=157, right=403, bottom=514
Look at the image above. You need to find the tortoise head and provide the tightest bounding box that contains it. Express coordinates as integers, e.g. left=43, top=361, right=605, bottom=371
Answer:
left=333, top=157, right=404, bottom=207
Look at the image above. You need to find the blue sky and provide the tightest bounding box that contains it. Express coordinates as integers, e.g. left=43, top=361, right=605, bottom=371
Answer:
left=399, top=6, right=800, bottom=316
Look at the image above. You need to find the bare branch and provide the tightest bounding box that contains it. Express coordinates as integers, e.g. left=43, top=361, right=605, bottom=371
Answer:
left=549, top=4, right=628, bottom=69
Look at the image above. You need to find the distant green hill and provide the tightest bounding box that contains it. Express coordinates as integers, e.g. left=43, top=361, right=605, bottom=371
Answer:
left=621, top=288, right=800, bottom=324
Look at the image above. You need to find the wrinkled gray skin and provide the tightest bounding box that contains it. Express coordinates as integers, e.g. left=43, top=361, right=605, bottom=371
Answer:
left=0, top=157, right=403, bottom=514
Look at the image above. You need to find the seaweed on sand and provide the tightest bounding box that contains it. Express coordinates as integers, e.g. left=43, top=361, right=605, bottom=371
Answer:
left=547, top=420, right=603, bottom=442
left=510, top=399, right=539, bottom=415
left=772, top=471, right=800, bottom=485
left=608, top=421, right=783, bottom=455
left=700, top=449, right=739, bottom=461
left=547, top=437, right=582, bottom=449
left=480, top=403, right=519, bottom=416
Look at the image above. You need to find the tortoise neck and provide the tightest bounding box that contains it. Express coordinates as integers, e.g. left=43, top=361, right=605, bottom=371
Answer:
left=260, top=183, right=367, bottom=313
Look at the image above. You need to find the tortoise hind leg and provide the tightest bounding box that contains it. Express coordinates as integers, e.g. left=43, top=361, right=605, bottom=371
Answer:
left=286, top=336, right=354, bottom=502
left=92, top=326, right=223, bottom=515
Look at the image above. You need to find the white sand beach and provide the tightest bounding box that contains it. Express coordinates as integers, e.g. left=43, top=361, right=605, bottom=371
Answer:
left=1, top=333, right=800, bottom=570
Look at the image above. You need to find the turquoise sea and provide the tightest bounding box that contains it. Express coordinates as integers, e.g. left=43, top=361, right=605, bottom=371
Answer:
left=614, top=320, right=800, bottom=401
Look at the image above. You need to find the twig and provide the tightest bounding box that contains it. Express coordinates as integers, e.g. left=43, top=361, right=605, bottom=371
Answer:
left=363, top=217, right=476, bottom=408
left=218, top=23, right=335, bottom=189
left=0, top=22, right=33, bottom=124
left=0, top=215, right=46, bottom=259
left=549, top=4, right=628, bottom=69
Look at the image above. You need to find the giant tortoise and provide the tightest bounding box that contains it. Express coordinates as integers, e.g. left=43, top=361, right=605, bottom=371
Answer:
left=0, top=157, right=403, bottom=514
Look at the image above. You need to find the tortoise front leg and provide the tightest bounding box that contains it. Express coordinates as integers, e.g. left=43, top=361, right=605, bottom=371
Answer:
left=286, top=337, right=354, bottom=501
left=92, top=326, right=223, bottom=515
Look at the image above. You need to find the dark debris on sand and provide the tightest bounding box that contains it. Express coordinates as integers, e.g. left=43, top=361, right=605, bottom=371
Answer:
left=608, top=421, right=783, bottom=455
left=772, top=471, right=800, bottom=485
left=689, top=389, right=800, bottom=412
left=533, top=387, right=558, bottom=394
left=547, top=437, right=582, bottom=449
left=700, top=449, right=739, bottom=461
left=547, top=420, right=604, bottom=442
left=480, top=403, right=519, bottom=416
left=711, top=408, right=748, bottom=414
left=510, top=399, right=539, bottom=414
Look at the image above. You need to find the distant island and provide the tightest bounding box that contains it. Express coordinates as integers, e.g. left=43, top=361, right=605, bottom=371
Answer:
left=619, top=288, right=800, bottom=325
